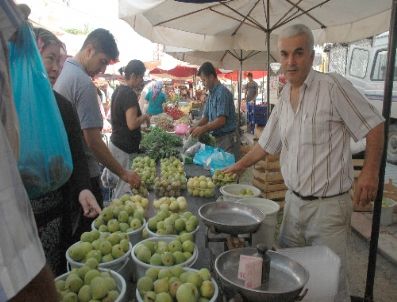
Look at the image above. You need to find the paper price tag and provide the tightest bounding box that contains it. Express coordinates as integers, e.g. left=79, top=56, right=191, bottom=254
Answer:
left=238, top=255, right=263, bottom=288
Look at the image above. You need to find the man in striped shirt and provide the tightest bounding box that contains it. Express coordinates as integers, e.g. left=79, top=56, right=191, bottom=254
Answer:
left=226, top=24, right=384, bottom=302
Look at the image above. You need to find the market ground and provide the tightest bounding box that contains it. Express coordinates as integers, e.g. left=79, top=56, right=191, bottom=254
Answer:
left=347, top=162, right=397, bottom=301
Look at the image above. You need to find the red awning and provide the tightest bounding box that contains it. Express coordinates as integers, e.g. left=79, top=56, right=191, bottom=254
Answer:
left=219, top=70, right=267, bottom=81
left=149, top=65, right=197, bottom=79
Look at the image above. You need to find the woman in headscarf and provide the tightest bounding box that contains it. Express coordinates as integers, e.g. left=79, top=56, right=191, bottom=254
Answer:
left=145, top=80, right=167, bottom=115
left=32, top=27, right=101, bottom=275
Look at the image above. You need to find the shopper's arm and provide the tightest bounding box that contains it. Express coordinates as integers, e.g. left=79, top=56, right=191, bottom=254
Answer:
left=224, top=143, right=268, bottom=174
left=10, top=265, right=58, bottom=302
left=83, top=128, right=140, bottom=187
left=125, top=106, right=150, bottom=131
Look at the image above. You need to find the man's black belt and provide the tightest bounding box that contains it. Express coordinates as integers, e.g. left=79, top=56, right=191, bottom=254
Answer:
left=292, top=190, right=349, bottom=201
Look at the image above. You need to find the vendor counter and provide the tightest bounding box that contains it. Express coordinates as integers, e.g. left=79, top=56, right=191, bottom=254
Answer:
left=140, top=162, right=340, bottom=302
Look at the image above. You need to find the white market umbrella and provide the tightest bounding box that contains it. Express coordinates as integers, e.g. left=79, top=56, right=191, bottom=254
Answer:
left=164, top=47, right=277, bottom=71
left=119, top=0, right=392, bottom=119
left=119, top=0, right=391, bottom=51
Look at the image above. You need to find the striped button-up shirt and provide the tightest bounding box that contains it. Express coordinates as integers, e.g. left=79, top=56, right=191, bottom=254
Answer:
left=259, top=69, right=384, bottom=197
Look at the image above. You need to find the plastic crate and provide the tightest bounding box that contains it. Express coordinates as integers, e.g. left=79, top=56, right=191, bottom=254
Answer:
left=254, top=113, right=267, bottom=126
left=254, top=104, right=267, bottom=115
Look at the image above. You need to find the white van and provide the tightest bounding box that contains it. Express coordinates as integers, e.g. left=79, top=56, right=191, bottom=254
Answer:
left=345, top=33, right=397, bottom=163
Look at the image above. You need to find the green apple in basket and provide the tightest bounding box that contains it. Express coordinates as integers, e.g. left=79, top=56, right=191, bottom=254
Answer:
left=68, top=230, right=129, bottom=264
left=134, top=238, right=196, bottom=267
left=137, top=266, right=216, bottom=302
left=55, top=260, right=120, bottom=302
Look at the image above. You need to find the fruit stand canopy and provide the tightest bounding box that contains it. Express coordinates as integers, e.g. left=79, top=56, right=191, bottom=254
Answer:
left=119, top=0, right=392, bottom=52
left=149, top=65, right=197, bottom=80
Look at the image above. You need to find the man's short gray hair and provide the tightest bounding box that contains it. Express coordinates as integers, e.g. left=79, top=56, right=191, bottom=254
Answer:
left=279, top=24, right=314, bottom=50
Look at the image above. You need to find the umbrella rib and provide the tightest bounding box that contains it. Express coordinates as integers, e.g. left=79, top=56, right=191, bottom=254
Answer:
left=226, top=50, right=240, bottom=61
left=262, top=0, right=268, bottom=25
left=220, top=50, right=229, bottom=62
left=210, top=8, right=261, bottom=30
left=272, top=0, right=304, bottom=29
left=231, top=0, right=261, bottom=36
left=220, top=2, right=269, bottom=32
left=274, top=0, right=330, bottom=30
left=244, top=50, right=262, bottom=60
left=153, top=0, right=233, bottom=26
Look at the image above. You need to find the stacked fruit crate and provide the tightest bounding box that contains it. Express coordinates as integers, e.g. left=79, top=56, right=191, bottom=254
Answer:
left=252, top=154, right=287, bottom=202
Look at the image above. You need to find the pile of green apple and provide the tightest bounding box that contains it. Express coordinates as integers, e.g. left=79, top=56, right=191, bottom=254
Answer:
left=212, top=170, right=237, bottom=186
left=111, top=193, right=149, bottom=211
left=239, top=188, right=254, bottom=196
left=131, top=183, right=149, bottom=197
left=154, top=177, right=184, bottom=197
left=147, top=210, right=199, bottom=235
left=160, top=157, right=187, bottom=187
left=93, top=202, right=145, bottom=234
left=56, top=260, right=121, bottom=302
left=132, top=156, right=157, bottom=189
left=68, top=231, right=130, bottom=264
left=187, top=176, right=215, bottom=198
left=160, top=156, right=184, bottom=176
left=134, top=235, right=196, bottom=267
left=153, top=196, right=188, bottom=213
left=137, top=267, right=216, bottom=302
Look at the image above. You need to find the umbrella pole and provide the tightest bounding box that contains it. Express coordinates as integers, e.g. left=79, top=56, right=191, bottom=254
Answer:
left=262, top=72, right=265, bottom=103
left=364, top=1, right=397, bottom=301
left=266, top=0, right=271, bottom=119
left=237, top=54, right=243, bottom=128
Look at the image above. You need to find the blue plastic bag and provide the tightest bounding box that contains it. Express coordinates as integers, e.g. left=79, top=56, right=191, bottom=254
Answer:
left=8, top=23, right=73, bottom=198
left=207, top=149, right=235, bottom=175
left=193, top=144, right=216, bottom=167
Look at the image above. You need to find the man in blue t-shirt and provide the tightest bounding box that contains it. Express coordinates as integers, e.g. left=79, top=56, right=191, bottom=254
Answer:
left=190, top=62, right=240, bottom=159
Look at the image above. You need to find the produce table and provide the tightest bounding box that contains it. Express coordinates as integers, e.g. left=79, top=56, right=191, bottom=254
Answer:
left=146, top=163, right=221, bottom=270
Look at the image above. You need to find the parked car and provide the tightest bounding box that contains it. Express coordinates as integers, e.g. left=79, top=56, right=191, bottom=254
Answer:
left=345, top=32, right=397, bottom=163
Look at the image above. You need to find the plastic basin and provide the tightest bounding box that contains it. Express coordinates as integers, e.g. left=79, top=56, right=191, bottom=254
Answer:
left=91, top=219, right=146, bottom=247
left=135, top=267, right=219, bottom=302
left=66, top=241, right=132, bottom=281
left=144, top=223, right=199, bottom=240
left=236, top=197, right=280, bottom=249
left=220, top=184, right=261, bottom=202
left=55, top=268, right=126, bottom=302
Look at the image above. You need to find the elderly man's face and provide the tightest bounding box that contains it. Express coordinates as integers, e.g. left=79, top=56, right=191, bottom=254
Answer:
left=278, top=33, right=314, bottom=87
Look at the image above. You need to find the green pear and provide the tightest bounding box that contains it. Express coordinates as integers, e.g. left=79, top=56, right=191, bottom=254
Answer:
left=145, top=267, right=160, bottom=280
left=176, top=283, right=199, bottom=302
left=90, top=277, right=108, bottom=300
left=65, top=274, right=83, bottom=293
left=84, top=269, right=101, bottom=285
left=200, top=280, right=215, bottom=299
left=62, top=292, right=78, bottom=302
left=78, top=284, right=92, bottom=302
left=155, top=292, right=172, bottom=302
left=153, top=278, right=169, bottom=294
left=143, top=291, right=156, bottom=302
left=102, top=290, right=119, bottom=302
left=55, top=279, right=65, bottom=291
left=137, top=276, right=154, bottom=295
